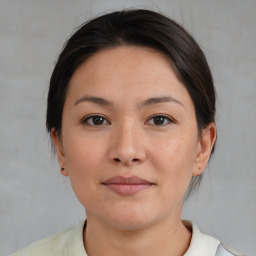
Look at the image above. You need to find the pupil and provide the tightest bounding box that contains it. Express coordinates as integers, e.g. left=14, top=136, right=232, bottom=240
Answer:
left=154, top=116, right=164, bottom=125
left=93, top=117, right=104, bottom=125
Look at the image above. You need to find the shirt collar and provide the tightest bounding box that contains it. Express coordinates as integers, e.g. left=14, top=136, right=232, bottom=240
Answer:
left=66, top=220, right=220, bottom=256
left=65, top=220, right=88, bottom=255
left=183, top=220, right=220, bottom=256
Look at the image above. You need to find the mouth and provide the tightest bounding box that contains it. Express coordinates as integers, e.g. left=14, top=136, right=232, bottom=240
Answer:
left=102, top=176, right=155, bottom=196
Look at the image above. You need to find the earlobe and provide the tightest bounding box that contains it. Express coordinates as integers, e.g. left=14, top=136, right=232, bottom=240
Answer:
left=60, top=167, right=69, bottom=177
left=51, top=128, right=69, bottom=176
left=193, top=122, right=217, bottom=176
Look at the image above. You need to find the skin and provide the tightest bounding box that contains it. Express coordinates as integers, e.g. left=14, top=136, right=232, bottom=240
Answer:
left=52, top=46, right=216, bottom=256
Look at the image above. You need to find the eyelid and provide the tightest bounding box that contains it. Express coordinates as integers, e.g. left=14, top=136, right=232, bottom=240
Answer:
left=80, top=114, right=111, bottom=125
left=146, top=114, right=176, bottom=125
left=80, top=113, right=176, bottom=126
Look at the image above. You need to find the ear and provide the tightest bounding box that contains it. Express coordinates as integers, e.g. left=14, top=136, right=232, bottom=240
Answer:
left=193, top=122, right=217, bottom=176
left=51, top=128, right=69, bottom=177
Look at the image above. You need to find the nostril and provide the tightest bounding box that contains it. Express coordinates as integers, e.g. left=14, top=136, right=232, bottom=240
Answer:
left=113, top=158, right=140, bottom=163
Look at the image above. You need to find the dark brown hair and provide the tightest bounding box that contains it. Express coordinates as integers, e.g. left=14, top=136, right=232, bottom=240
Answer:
left=46, top=9, right=216, bottom=198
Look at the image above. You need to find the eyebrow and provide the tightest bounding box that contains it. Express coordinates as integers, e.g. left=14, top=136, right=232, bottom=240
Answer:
left=74, top=95, right=183, bottom=108
left=74, top=96, right=113, bottom=106
left=139, top=96, right=183, bottom=108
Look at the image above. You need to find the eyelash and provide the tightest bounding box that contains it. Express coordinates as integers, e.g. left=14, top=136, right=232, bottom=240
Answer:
left=81, top=114, right=175, bottom=126
left=147, top=114, right=175, bottom=126
left=81, top=114, right=110, bottom=126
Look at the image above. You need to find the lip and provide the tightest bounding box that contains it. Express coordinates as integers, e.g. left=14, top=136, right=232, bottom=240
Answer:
left=102, top=176, right=154, bottom=196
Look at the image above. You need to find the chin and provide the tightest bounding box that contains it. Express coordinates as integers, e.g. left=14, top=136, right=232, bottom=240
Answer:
left=107, top=216, right=154, bottom=231
left=101, top=203, right=160, bottom=231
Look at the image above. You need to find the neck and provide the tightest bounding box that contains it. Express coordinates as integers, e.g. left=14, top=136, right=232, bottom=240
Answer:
left=84, top=214, right=191, bottom=256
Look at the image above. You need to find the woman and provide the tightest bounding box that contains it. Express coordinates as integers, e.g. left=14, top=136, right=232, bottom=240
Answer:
left=11, top=9, right=243, bottom=256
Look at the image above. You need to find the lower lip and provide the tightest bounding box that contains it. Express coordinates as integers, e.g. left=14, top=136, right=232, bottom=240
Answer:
left=104, top=184, right=152, bottom=196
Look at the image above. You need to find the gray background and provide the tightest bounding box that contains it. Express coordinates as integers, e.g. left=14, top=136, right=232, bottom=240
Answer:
left=0, top=0, right=255, bottom=255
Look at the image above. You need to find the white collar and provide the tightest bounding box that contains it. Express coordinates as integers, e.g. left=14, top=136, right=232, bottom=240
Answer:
left=183, top=220, right=220, bottom=256
left=67, top=220, right=220, bottom=256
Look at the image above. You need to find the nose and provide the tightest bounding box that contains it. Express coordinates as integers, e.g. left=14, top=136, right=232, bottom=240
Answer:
left=108, top=120, right=146, bottom=166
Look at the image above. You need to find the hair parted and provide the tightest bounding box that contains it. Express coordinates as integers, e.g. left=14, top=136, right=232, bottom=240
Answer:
left=46, top=9, right=216, bottom=198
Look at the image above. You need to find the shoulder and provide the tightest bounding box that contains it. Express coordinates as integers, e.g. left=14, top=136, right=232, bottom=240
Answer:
left=182, top=220, right=244, bottom=256
left=216, top=243, right=246, bottom=256
left=9, top=221, right=86, bottom=256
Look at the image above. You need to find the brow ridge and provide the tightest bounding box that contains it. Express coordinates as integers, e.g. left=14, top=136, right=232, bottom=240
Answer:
left=74, top=96, right=113, bottom=106
left=74, top=95, right=183, bottom=108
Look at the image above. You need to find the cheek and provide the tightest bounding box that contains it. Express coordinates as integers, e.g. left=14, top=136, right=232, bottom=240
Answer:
left=152, top=133, right=197, bottom=169
left=152, top=136, right=197, bottom=195
left=62, top=131, right=107, bottom=184
left=62, top=133, right=107, bottom=207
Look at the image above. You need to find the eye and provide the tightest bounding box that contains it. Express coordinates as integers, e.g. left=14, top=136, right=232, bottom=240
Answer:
left=147, top=115, right=174, bottom=126
left=82, top=115, right=110, bottom=126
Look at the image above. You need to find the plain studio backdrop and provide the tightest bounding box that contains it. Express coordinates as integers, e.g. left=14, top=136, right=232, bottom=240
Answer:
left=0, top=0, right=255, bottom=255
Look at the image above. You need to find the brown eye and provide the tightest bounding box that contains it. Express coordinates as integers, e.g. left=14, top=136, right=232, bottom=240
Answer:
left=82, top=115, right=109, bottom=126
left=148, top=115, right=173, bottom=126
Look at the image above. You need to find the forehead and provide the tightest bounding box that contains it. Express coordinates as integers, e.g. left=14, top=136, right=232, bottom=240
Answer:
left=67, top=46, right=191, bottom=108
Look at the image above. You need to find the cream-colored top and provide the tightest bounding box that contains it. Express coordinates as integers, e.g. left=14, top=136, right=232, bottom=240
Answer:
left=10, top=220, right=222, bottom=256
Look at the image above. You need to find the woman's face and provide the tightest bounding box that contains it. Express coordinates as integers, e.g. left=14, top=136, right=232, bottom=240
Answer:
left=52, top=46, right=215, bottom=230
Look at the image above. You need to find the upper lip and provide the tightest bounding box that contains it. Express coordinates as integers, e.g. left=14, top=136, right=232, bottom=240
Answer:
left=102, top=176, right=154, bottom=185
